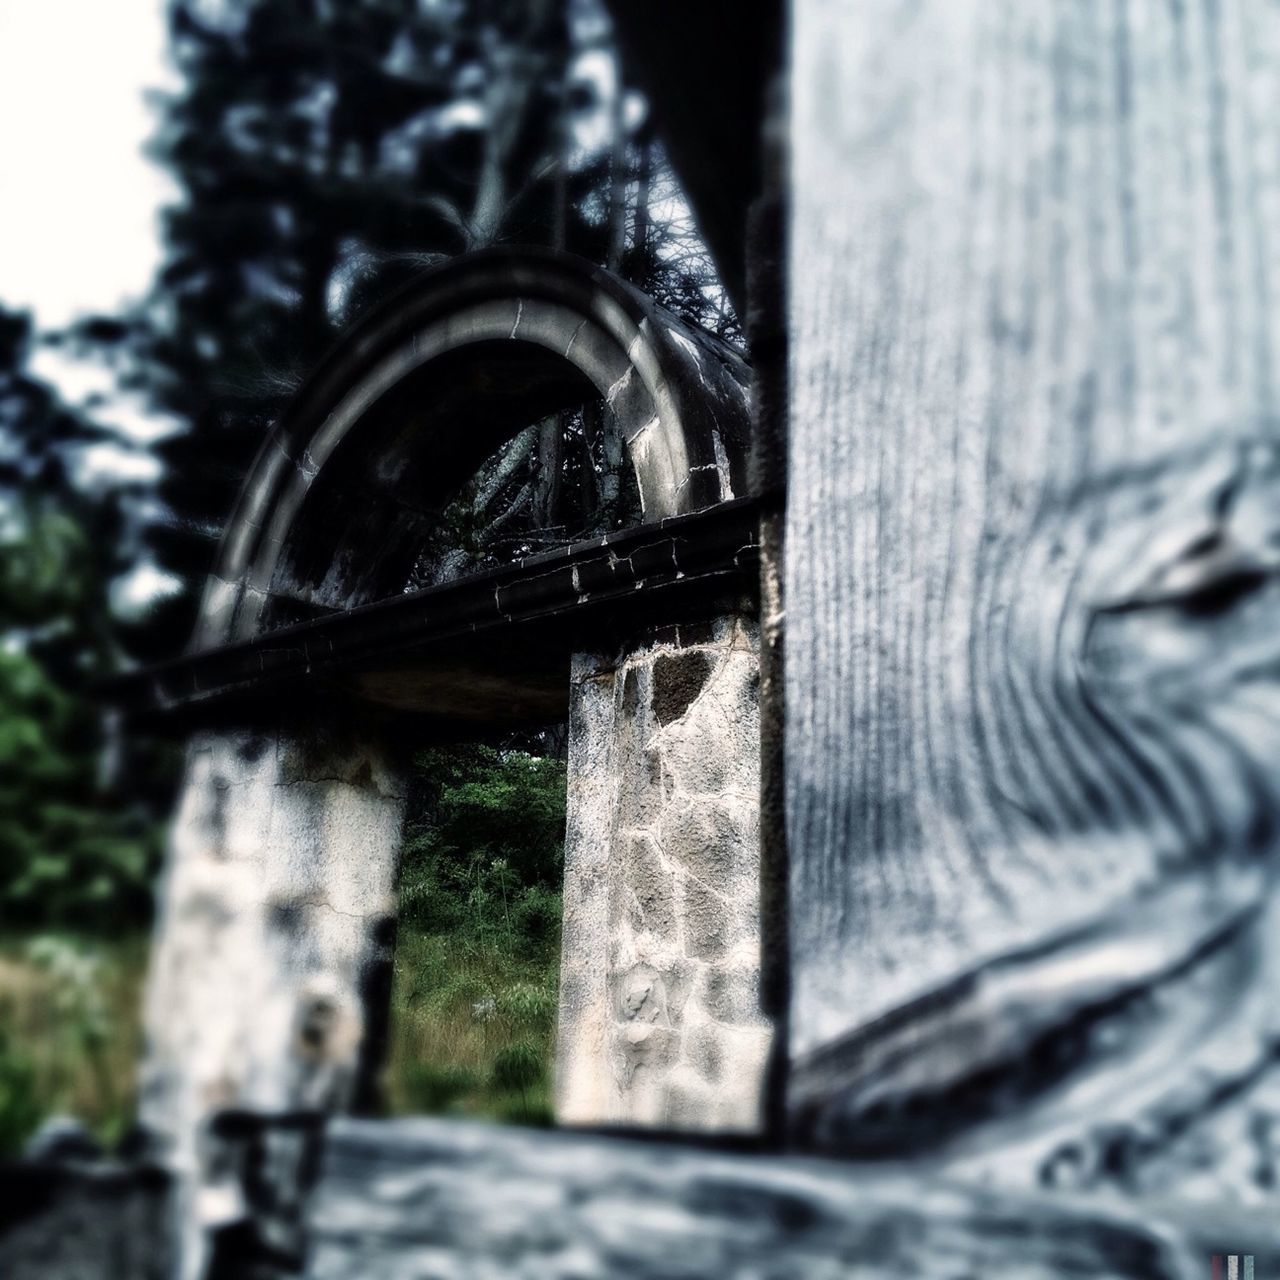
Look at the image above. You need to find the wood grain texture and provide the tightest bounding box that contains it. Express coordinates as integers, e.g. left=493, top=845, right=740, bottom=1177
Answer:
left=786, top=0, right=1280, bottom=1176
left=300, top=1116, right=1280, bottom=1279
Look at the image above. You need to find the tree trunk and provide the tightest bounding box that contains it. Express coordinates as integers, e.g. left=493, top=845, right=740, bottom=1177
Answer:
left=606, top=83, right=628, bottom=272
left=630, top=125, right=653, bottom=268
left=534, top=412, right=563, bottom=533
left=468, top=0, right=559, bottom=248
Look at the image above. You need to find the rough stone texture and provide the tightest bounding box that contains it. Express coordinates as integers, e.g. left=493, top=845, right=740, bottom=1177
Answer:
left=556, top=617, right=770, bottom=1133
left=138, top=727, right=404, bottom=1277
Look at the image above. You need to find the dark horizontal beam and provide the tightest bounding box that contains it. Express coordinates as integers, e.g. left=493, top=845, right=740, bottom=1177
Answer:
left=109, top=498, right=761, bottom=729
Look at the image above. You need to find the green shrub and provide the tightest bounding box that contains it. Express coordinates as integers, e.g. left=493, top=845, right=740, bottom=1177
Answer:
left=400, top=1062, right=479, bottom=1113
left=396, top=857, right=464, bottom=933
left=499, top=982, right=556, bottom=1029
left=491, top=1092, right=554, bottom=1127
left=401, top=746, right=567, bottom=908
left=383, top=742, right=565, bottom=1126
left=0, top=504, right=166, bottom=934
left=491, top=1040, right=544, bottom=1092
left=0, top=933, right=148, bottom=1147
left=0, top=649, right=161, bottom=929
left=0, top=1024, right=41, bottom=1156
left=511, top=884, right=562, bottom=952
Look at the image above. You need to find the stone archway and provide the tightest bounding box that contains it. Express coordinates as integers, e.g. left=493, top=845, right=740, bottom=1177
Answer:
left=135, top=248, right=769, bottom=1270
left=195, top=246, right=752, bottom=645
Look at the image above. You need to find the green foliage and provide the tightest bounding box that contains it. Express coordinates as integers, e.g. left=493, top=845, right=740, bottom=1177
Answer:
left=386, top=921, right=561, bottom=1126
left=385, top=742, right=566, bottom=1126
left=399, top=745, right=567, bottom=946
left=25, top=937, right=112, bottom=1065
left=0, top=1025, right=41, bottom=1156
left=399, top=1061, right=480, bottom=1113
left=0, top=508, right=95, bottom=630
left=0, top=316, right=167, bottom=933
left=509, top=885, right=563, bottom=949
left=0, top=506, right=161, bottom=928
left=0, top=649, right=159, bottom=928
left=0, top=933, right=149, bottom=1152
left=500, top=981, right=557, bottom=1028
left=491, top=1039, right=544, bottom=1091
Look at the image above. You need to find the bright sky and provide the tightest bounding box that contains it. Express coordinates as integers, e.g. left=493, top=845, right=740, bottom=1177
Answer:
left=0, top=0, right=176, bottom=329
left=0, top=1, right=180, bottom=607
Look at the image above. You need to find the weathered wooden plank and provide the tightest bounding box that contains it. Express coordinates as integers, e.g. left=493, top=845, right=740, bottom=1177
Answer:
left=300, top=1117, right=1280, bottom=1278
left=0, top=1158, right=173, bottom=1280
left=785, top=0, right=1280, bottom=1183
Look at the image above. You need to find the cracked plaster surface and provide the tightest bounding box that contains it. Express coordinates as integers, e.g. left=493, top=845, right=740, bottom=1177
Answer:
left=140, top=729, right=404, bottom=1195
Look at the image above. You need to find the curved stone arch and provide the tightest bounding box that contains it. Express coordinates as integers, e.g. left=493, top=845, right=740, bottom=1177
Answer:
left=141, top=251, right=770, bottom=1215
left=197, top=246, right=752, bottom=646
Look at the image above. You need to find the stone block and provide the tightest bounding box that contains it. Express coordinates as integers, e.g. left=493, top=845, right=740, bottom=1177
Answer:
left=682, top=875, right=730, bottom=960
left=622, top=832, right=675, bottom=936
left=651, top=649, right=714, bottom=724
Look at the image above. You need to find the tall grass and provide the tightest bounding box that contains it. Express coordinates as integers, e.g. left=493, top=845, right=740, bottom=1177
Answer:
left=0, top=932, right=148, bottom=1152
left=385, top=744, right=567, bottom=1124
left=0, top=908, right=562, bottom=1154
left=383, top=920, right=560, bottom=1125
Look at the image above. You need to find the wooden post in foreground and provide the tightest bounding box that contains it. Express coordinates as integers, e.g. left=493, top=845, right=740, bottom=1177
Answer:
left=786, top=0, right=1280, bottom=1195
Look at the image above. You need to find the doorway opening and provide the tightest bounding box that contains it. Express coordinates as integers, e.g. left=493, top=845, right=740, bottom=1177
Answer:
left=384, top=726, right=568, bottom=1127
left=379, top=395, right=629, bottom=1125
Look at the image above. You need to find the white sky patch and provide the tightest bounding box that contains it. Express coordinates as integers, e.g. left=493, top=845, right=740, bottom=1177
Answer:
left=622, top=90, right=647, bottom=133
left=569, top=49, right=617, bottom=154
left=77, top=442, right=162, bottom=486
left=111, top=560, right=183, bottom=619
left=0, top=0, right=178, bottom=329
left=437, top=99, right=486, bottom=132
left=30, top=343, right=179, bottom=446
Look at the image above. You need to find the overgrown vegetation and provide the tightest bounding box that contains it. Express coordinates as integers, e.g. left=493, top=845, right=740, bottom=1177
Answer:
left=386, top=744, right=567, bottom=1125
left=0, top=743, right=569, bottom=1153
left=0, top=311, right=169, bottom=933
left=0, top=934, right=149, bottom=1154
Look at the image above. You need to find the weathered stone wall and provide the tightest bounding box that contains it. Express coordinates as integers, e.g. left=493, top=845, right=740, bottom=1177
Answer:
left=556, top=617, right=770, bottom=1133
left=138, top=726, right=404, bottom=1275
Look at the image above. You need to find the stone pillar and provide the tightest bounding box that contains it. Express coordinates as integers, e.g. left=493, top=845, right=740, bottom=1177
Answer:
left=556, top=617, right=771, bottom=1133
left=138, top=725, right=404, bottom=1274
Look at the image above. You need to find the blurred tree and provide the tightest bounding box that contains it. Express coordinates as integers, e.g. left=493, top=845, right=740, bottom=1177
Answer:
left=397, top=744, right=567, bottom=944
left=0, top=307, right=127, bottom=688
left=0, top=308, right=164, bottom=929
left=103, top=0, right=734, bottom=653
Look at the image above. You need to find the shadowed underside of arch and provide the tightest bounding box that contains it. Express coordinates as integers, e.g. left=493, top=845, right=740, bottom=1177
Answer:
left=196, top=247, right=752, bottom=648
